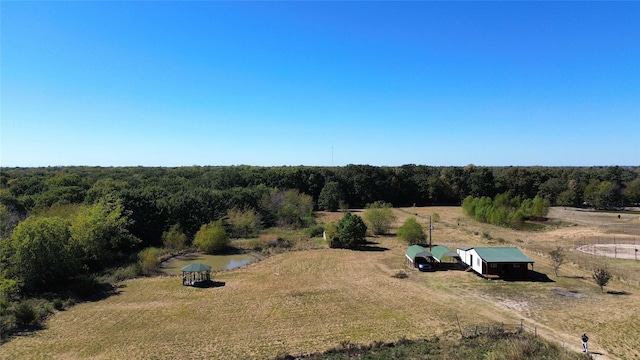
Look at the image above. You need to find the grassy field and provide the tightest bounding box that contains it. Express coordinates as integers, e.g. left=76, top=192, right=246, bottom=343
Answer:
left=1, top=207, right=638, bottom=359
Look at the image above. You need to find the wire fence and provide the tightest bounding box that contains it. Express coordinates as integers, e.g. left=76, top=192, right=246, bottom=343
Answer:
left=455, top=317, right=537, bottom=339
left=574, top=236, right=640, bottom=260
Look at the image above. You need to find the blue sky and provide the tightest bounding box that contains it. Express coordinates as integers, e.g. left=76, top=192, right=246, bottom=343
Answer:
left=2, top=1, right=639, bottom=167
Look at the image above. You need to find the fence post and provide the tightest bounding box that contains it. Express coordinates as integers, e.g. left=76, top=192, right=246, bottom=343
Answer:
left=535, top=327, right=537, bottom=337
left=456, top=315, right=463, bottom=338
left=520, top=319, right=523, bottom=332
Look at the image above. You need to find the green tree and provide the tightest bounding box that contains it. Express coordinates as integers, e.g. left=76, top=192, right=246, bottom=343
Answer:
left=584, top=180, right=615, bottom=209
left=625, top=178, right=640, bottom=204
left=0, top=194, right=27, bottom=239
left=549, top=246, right=565, bottom=277
left=318, top=181, right=343, bottom=212
left=69, top=197, right=138, bottom=270
left=593, top=268, right=612, bottom=293
left=0, top=204, right=13, bottom=240
left=538, top=177, right=567, bottom=205
left=397, top=217, right=426, bottom=245
left=226, top=207, right=261, bottom=238
left=261, top=189, right=314, bottom=228
left=84, top=178, right=129, bottom=204
left=34, top=173, right=87, bottom=209
left=333, top=212, right=367, bottom=249
left=363, top=201, right=396, bottom=235
left=6, top=216, right=77, bottom=292
left=162, top=224, right=188, bottom=250
left=193, top=220, right=229, bottom=254
left=0, top=278, right=19, bottom=301
left=556, top=188, right=579, bottom=207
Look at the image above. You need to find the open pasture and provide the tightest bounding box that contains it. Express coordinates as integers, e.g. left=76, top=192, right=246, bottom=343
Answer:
left=1, top=207, right=639, bottom=359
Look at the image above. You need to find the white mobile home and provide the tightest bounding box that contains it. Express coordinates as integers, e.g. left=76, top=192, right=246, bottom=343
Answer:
left=457, top=247, right=534, bottom=279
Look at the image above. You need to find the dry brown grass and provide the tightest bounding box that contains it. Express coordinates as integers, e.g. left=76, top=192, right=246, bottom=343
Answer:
left=1, top=207, right=638, bottom=359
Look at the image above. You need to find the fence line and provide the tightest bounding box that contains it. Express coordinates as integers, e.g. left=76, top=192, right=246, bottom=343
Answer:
left=574, top=236, right=639, bottom=260
left=456, top=318, right=537, bottom=339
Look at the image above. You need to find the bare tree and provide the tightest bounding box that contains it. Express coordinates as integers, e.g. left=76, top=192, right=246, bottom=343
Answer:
left=549, top=246, right=565, bottom=277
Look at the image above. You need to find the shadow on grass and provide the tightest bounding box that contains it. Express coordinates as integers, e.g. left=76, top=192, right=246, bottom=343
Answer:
left=2, top=323, right=47, bottom=344
left=353, top=241, right=390, bottom=252
left=191, top=280, right=226, bottom=288
left=502, top=270, right=555, bottom=283
left=81, top=282, right=123, bottom=302
left=606, top=290, right=632, bottom=295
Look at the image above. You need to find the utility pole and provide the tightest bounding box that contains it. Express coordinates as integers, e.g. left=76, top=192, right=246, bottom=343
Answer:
left=429, top=215, right=433, bottom=251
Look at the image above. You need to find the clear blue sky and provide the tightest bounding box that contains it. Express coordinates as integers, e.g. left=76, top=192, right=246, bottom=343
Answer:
left=2, top=1, right=639, bottom=167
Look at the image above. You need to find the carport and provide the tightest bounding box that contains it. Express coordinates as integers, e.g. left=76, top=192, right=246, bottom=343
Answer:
left=405, top=245, right=434, bottom=268
left=431, top=245, right=462, bottom=269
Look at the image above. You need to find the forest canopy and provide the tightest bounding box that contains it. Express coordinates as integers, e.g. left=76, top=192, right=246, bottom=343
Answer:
left=1, top=165, right=638, bottom=242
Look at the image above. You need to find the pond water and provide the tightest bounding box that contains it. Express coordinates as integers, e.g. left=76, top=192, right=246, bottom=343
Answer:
left=161, top=253, right=258, bottom=275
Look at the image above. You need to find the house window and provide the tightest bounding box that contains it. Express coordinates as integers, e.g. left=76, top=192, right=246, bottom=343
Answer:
left=490, top=263, right=497, bottom=268
left=477, top=258, right=481, bottom=266
left=513, top=264, right=520, bottom=268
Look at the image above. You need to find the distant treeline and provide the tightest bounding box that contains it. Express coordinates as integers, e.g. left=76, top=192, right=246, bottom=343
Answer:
left=1, top=165, right=639, bottom=245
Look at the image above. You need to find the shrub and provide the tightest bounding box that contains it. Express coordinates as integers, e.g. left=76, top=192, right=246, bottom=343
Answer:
left=162, top=224, right=188, bottom=250
left=391, top=271, right=408, bottom=279
left=193, top=220, right=229, bottom=254
left=0, top=314, right=17, bottom=340
left=102, top=264, right=140, bottom=283
left=52, top=298, right=64, bottom=311
left=226, top=207, right=261, bottom=238
left=363, top=201, right=396, bottom=235
left=306, top=224, right=325, bottom=238
left=13, top=301, right=36, bottom=327
left=397, top=217, right=426, bottom=245
left=138, top=247, right=161, bottom=275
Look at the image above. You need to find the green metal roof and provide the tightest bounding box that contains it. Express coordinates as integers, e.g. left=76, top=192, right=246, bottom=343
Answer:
left=405, top=245, right=432, bottom=261
left=431, top=245, right=459, bottom=261
left=181, top=263, right=212, bottom=272
left=473, top=247, right=534, bottom=263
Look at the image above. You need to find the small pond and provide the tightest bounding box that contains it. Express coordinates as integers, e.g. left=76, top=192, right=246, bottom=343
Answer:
left=162, top=253, right=258, bottom=276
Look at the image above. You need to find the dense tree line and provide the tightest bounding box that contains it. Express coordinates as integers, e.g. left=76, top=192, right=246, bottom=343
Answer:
left=462, top=193, right=550, bottom=229
left=1, top=165, right=638, bottom=245
left=0, top=165, right=637, bottom=264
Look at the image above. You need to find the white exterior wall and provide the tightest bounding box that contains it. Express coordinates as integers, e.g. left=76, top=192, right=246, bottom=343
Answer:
left=457, top=248, right=483, bottom=274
